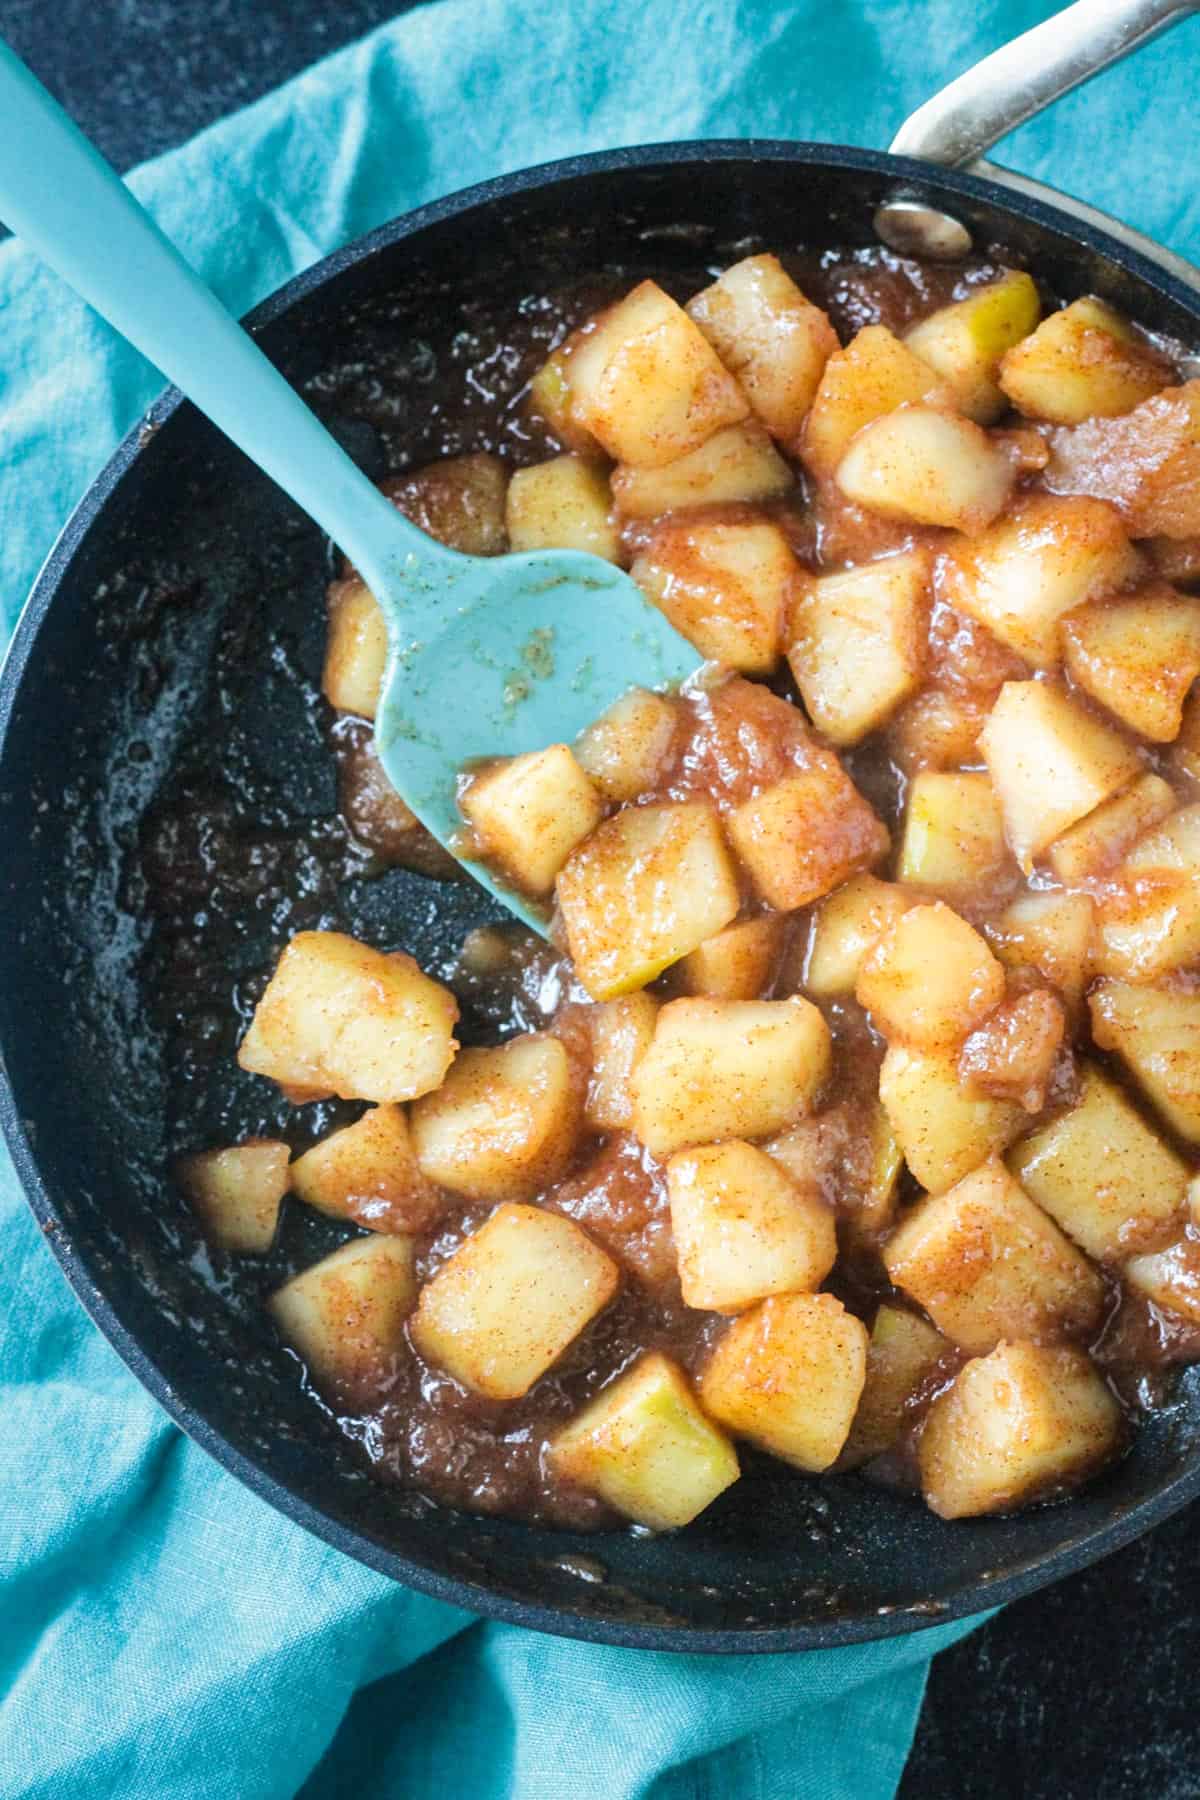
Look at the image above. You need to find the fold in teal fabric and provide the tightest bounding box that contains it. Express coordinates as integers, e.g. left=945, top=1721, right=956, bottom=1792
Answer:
left=2, top=3, right=1196, bottom=1795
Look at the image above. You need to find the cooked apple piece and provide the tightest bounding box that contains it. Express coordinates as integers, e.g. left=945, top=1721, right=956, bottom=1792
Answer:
left=411, top=1202, right=618, bottom=1400
left=938, top=495, right=1141, bottom=668
left=805, top=875, right=912, bottom=998
left=290, top=1104, right=442, bottom=1234
left=904, top=270, right=1041, bottom=423
left=527, top=341, right=601, bottom=455
left=411, top=1033, right=581, bottom=1201
left=460, top=744, right=603, bottom=897
left=1061, top=582, right=1200, bottom=741
left=549, top=1352, right=738, bottom=1529
left=611, top=420, right=792, bottom=518
left=856, top=901, right=1004, bottom=1049
left=990, top=890, right=1095, bottom=1009
left=959, top=988, right=1066, bottom=1113
left=322, top=576, right=388, bottom=720
left=999, top=296, right=1172, bottom=425
left=505, top=455, right=620, bottom=562
left=177, top=1139, right=290, bottom=1253
left=726, top=764, right=889, bottom=911
left=1125, top=1236, right=1200, bottom=1327
left=980, top=680, right=1142, bottom=871
left=565, top=280, right=749, bottom=467
left=631, top=515, right=796, bottom=674
left=667, top=1140, right=837, bottom=1312
left=919, top=1341, right=1122, bottom=1519
left=631, top=995, right=831, bottom=1157
left=878, top=1044, right=1024, bottom=1193
left=585, top=992, right=659, bottom=1132
left=1090, top=978, right=1200, bottom=1145
left=884, top=1158, right=1106, bottom=1353
left=835, top=405, right=1015, bottom=532
left=672, top=914, right=785, bottom=999
left=269, top=1234, right=417, bottom=1407
left=686, top=254, right=838, bottom=446
left=843, top=1304, right=948, bottom=1467
left=1045, top=380, right=1200, bottom=539
left=1095, top=805, right=1200, bottom=981
left=1173, top=687, right=1200, bottom=782
left=1148, top=533, right=1200, bottom=588
left=383, top=451, right=509, bottom=557
left=238, top=931, right=459, bottom=1104
left=701, top=1292, right=868, bottom=1471
left=557, top=801, right=740, bottom=999
left=573, top=686, right=678, bottom=804
left=855, top=1102, right=906, bottom=1244
left=802, top=324, right=956, bottom=479
left=888, top=687, right=988, bottom=774
left=1011, top=1062, right=1186, bottom=1260
left=786, top=550, right=928, bottom=745
left=1047, top=772, right=1176, bottom=883
left=896, top=770, right=1012, bottom=900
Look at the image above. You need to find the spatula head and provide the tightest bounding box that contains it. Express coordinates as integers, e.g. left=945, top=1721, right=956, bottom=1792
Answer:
left=372, top=550, right=701, bottom=931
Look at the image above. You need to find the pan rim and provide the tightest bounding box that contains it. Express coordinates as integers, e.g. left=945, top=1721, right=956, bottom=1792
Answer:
left=3, top=135, right=1200, bottom=1654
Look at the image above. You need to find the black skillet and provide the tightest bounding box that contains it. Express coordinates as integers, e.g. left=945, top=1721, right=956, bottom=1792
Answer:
left=2, top=1, right=1200, bottom=1652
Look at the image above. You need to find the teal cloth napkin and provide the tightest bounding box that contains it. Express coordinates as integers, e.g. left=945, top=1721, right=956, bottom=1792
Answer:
left=2, top=3, right=1197, bottom=1795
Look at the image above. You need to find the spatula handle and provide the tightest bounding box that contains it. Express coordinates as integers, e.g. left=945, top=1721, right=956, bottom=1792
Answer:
left=0, top=40, right=453, bottom=598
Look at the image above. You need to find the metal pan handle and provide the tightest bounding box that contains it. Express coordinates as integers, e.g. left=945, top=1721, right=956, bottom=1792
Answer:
left=876, top=0, right=1200, bottom=264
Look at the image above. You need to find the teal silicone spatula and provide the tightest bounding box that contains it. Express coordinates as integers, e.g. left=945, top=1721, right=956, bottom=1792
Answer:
left=0, top=42, right=701, bottom=932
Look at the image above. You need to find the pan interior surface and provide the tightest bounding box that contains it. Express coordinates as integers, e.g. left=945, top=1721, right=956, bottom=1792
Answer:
left=2, top=145, right=1199, bottom=1651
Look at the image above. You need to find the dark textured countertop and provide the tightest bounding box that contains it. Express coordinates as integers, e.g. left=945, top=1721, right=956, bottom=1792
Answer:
left=3, top=3, right=1198, bottom=1792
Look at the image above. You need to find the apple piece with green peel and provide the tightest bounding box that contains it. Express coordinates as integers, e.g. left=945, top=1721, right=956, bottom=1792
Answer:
left=667, top=1139, right=837, bottom=1312
left=999, top=296, right=1173, bottom=424
left=460, top=744, right=604, bottom=898
left=177, top=1139, right=290, bottom=1253
left=1090, top=978, right=1200, bottom=1145
left=801, top=323, right=958, bottom=479
left=834, top=405, right=1015, bottom=532
left=505, top=455, right=620, bottom=562
left=556, top=800, right=740, bottom=999
left=896, top=770, right=1013, bottom=901
left=878, top=1044, right=1024, bottom=1194
left=1061, top=581, right=1200, bottom=741
left=611, top=420, right=792, bottom=518
left=905, top=270, right=1041, bottom=423
left=686, top=253, right=839, bottom=447
left=527, top=339, right=602, bottom=455
left=785, top=549, right=929, bottom=746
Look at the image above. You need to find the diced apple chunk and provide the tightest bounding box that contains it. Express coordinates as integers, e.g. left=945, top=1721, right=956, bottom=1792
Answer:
left=896, top=771, right=1012, bottom=900
left=612, top=421, right=792, bottom=518
left=856, top=902, right=1004, bottom=1048
left=557, top=801, right=740, bottom=999
left=505, top=455, right=620, bottom=562
left=1047, top=772, right=1176, bottom=883
left=1061, top=582, right=1200, bottom=741
left=726, top=765, right=889, bottom=911
left=999, top=296, right=1173, bottom=424
left=527, top=341, right=601, bottom=454
left=1045, top=381, right=1200, bottom=539
left=574, top=686, right=679, bottom=803
left=177, top=1139, right=290, bottom=1252
left=878, top=1044, right=1024, bottom=1194
left=990, top=890, right=1095, bottom=1009
left=1090, top=979, right=1200, bottom=1145
left=835, top=406, right=1015, bottom=532
left=460, top=744, right=603, bottom=897
left=958, top=988, right=1065, bottom=1113
left=585, top=993, right=659, bottom=1132
left=565, top=280, right=749, bottom=467
left=843, top=1304, right=948, bottom=1467
left=883, top=1159, right=1106, bottom=1354
left=322, top=576, right=388, bottom=720
left=802, top=325, right=956, bottom=479
left=410, top=1033, right=581, bottom=1201
left=671, top=914, right=785, bottom=999
left=938, top=495, right=1141, bottom=668
left=549, top=1352, right=738, bottom=1529
left=919, top=1341, right=1122, bottom=1519
left=686, top=254, right=838, bottom=446
left=980, top=681, right=1142, bottom=871
left=411, top=1202, right=618, bottom=1400
left=290, top=1104, right=442, bottom=1234
left=238, top=931, right=459, bottom=1104
left=888, top=687, right=988, bottom=774
left=904, top=270, right=1041, bottom=423
left=269, top=1234, right=417, bottom=1407
left=1173, top=686, right=1200, bottom=781
left=1149, top=534, right=1200, bottom=588
left=1011, top=1063, right=1186, bottom=1261
left=667, top=1140, right=837, bottom=1312
left=1096, top=806, right=1200, bottom=981
left=631, top=995, right=831, bottom=1157
left=631, top=516, right=796, bottom=674
left=701, top=1292, right=868, bottom=1471
left=1125, top=1236, right=1200, bottom=1327
left=384, top=452, right=508, bottom=556
left=786, top=551, right=929, bottom=745
left=805, top=875, right=912, bottom=998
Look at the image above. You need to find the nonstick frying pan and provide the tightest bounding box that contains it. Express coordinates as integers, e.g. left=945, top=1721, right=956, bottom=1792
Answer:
left=3, top=0, right=1200, bottom=1652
